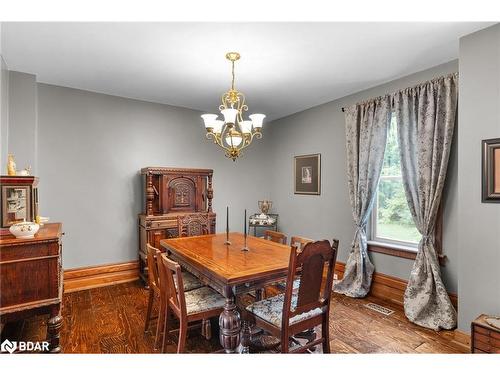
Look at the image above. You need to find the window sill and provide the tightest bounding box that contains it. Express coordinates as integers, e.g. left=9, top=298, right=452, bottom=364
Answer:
left=367, top=241, right=447, bottom=266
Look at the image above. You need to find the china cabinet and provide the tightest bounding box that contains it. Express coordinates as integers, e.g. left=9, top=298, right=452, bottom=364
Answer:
left=138, top=167, right=216, bottom=285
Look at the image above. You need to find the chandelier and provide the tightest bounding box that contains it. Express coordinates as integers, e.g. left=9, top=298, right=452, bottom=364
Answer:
left=201, top=52, right=265, bottom=161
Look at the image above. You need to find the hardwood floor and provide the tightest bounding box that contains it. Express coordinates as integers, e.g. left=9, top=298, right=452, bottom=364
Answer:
left=1, top=280, right=469, bottom=354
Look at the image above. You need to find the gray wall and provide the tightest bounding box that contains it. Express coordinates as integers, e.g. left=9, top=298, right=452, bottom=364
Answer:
left=8, top=71, right=38, bottom=174
left=457, top=24, right=500, bottom=331
left=267, top=60, right=459, bottom=293
left=1, top=21, right=9, bottom=168
left=36, top=84, right=271, bottom=269
left=0, top=56, right=8, bottom=168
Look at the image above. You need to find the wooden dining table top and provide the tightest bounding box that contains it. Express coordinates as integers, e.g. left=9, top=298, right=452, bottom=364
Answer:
left=160, top=232, right=292, bottom=286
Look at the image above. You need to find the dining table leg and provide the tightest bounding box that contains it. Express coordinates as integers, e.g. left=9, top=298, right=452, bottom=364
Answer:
left=219, top=286, right=241, bottom=353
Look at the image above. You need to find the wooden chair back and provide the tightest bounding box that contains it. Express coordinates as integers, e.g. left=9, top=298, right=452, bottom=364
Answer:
left=157, top=253, right=187, bottom=320
left=177, top=213, right=211, bottom=237
left=264, top=230, right=287, bottom=245
left=290, top=236, right=313, bottom=251
left=146, top=244, right=160, bottom=290
left=282, top=239, right=339, bottom=328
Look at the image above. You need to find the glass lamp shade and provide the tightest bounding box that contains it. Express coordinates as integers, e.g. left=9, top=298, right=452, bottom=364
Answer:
left=213, top=120, right=224, bottom=134
left=240, top=120, right=253, bottom=134
left=201, top=114, right=218, bottom=130
left=221, top=108, right=238, bottom=124
left=225, top=133, right=243, bottom=147
left=249, top=114, right=266, bottom=129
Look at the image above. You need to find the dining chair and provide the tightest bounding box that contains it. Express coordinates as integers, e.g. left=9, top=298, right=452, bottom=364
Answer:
left=276, top=235, right=314, bottom=291
left=263, top=230, right=287, bottom=245
left=157, top=253, right=225, bottom=353
left=290, top=235, right=314, bottom=251
left=177, top=213, right=211, bottom=237
left=252, top=230, right=288, bottom=300
left=244, top=239, right=339, bottom=353
left=144, top=244, right=204, bottom=349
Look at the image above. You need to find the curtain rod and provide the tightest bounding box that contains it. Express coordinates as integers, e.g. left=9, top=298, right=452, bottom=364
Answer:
left=340, top=72, right=457, bottom=114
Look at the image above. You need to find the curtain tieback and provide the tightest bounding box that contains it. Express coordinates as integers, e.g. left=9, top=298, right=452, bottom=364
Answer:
left=421, top=234, right=434, bottom=243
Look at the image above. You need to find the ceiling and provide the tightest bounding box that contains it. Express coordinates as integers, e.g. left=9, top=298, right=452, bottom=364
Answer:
left=1, top=22, right=493, bottom=121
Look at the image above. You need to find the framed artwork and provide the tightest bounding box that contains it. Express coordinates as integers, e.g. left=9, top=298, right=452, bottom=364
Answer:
left=294, top=153, right=321, bottom=195
left=482, top=138, right=500, bottom=203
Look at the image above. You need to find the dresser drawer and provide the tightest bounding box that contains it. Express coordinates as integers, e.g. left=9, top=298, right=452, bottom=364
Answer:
left=0, top=241, right=60, bottom=261
left=150, top=220, right=172, bottom=229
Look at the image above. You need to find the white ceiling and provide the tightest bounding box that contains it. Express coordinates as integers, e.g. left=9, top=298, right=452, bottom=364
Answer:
left=2, top=22, right=493, bottom=121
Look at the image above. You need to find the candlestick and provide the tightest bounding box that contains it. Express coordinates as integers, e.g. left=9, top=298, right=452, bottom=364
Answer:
left=242, top=208, right=249, bottom=251
left=224, top=206, right=231, bottom=245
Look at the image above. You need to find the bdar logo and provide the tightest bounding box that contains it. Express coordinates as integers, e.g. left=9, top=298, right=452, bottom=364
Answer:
left=1, top=339, right=17, bottom=354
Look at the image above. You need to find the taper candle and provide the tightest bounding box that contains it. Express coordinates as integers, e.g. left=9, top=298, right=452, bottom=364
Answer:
left=224, top=206, right=231, bottom=245
left=242, top=208, right=249, bottom=251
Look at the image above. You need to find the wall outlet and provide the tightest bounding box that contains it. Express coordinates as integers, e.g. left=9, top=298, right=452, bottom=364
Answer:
left=333, top=273, right=338, bottom=280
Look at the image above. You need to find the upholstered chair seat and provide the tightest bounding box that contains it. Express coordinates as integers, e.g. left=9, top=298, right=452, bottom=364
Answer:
left=246, top=293, right=323, bottom=328
left=176, top=271, right=203, bottom=291
left=184, top=286, right=226, bottom=315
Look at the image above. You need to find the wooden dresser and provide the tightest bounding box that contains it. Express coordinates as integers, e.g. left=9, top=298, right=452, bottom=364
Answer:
left=471, top=314, right=500, bottom=353
left=0, top=223, right=63, bottom=353
left=138, top=167, right=216, bottom=285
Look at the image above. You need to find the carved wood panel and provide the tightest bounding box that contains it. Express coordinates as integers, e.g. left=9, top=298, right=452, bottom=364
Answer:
left=167, top=177, right=196, bottom=212
left=177, top=214, right=211, bottom=237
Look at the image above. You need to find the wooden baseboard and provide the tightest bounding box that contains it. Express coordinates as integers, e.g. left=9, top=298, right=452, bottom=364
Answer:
left=334, top=262, right=458, bottom=309
left=64, top=261, right=140, bottom=293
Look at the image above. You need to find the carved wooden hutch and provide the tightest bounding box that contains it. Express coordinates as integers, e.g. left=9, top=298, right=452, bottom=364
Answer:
left=138, top=167, right=215, bottom=284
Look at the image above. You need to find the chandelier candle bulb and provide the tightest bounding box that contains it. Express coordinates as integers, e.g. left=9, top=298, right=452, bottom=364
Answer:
left=221, top=108, right=238, bottom=124
left=240, top=120, right=253, bottom=134
left=249, top=114, right=266, bottom=129
left=213, top=120, right=224, bottom=134
left=201, top=114, right=218, bottom=131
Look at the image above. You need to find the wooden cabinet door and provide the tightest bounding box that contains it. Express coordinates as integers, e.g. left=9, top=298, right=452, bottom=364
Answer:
left=164, top=177, right=197, bottom=213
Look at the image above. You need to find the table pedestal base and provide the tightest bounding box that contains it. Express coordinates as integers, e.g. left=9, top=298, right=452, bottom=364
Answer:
left=219, top=293, right=241, bottom=353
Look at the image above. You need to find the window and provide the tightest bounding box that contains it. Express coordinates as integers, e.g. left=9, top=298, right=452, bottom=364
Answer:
left=370, top=114, right=421, bottom=249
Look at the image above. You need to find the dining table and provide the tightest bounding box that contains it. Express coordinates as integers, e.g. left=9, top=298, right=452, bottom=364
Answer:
left=160, top=232, right=292, bottom=353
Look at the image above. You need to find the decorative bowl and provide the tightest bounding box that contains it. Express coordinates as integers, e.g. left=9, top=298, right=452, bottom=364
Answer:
left=9, top=221, right=40, bottom=239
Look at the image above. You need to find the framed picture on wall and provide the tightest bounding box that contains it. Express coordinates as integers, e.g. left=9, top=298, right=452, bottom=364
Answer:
left=294, top=153, right=321, bottom=195
left=482, top=138, right=500, bottom=203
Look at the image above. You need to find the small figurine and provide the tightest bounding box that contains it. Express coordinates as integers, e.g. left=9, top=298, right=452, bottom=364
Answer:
left=7, top=154, right=16, bottom=176
left=18, top=165, right=32, bottom=176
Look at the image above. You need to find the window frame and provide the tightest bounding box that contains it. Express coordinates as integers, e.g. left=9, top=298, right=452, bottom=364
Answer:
left=366, top=113, right=446, bottom=265
left=368, top=197, right=445, bottom=265
left=370, top=174, right=419, bottom=251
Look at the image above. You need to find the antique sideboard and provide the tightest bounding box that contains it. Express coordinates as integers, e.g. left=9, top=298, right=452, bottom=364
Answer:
left=138, top=167, right=216, bottom=285
left=0, top=223, right=63, bottom=353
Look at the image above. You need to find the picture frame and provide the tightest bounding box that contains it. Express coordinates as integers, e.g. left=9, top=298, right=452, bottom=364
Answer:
left=482, top=138, right=500, bottom=203
left=294, top=153, right=321, bottom=195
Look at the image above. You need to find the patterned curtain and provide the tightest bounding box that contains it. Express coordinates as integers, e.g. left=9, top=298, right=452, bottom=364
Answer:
left=334, top=97, right=391, bottom=297
left=393, top=73, right=458, bottom=330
